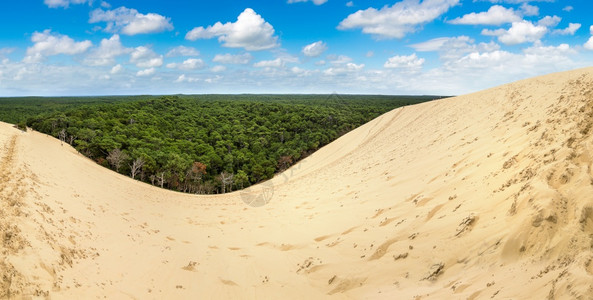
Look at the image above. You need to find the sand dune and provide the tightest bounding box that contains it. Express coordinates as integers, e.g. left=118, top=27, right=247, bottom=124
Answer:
left=2, top=67, right=593, bottom=299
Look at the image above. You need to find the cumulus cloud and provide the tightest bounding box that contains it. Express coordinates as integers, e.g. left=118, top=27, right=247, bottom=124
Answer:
left=553, top=23, right=581, bottom=36
left=186, top=8, right=279, bottom=51
left=384, top=53, right=425, bottom=70
left=585, top=26, right=593, bottom=50
left=302, top=41, right=328, bottom=57
left=166, top=58, right=206, bottom=70
left=253, top=58, right=284, bottom=68
left=324, top=62, right=364, bottom=76
left=175, top=74, right=200, bottom=83
left=44, top=0, right=87, bottom=8
left=90, top=7, right=173, bottom=35
left=212, top=53, right=253, bottom=64
left=136, top=67, right=155, bottom=76
left=449, top=5, right=521, bottom=25
left=537, top=15, right=560, bottom=27
left=328, top=54, right=353, bottom=65
left=166, top=46, right=200, bottom=57
left=110, top=64, right=123, bottom=74
left=482, top=20, right=547, bottom=45
left=519, top=3, right=538, bottom=16
left=84, top=35, right=131, bottom=66
left=210, top=65, right=226, bottom=72
left=287, top=0, right=328, bottom=5
left=444, top=42, right=575, bottom=75
left=338, top=0, right=460, bottom=39
left=24, top=30, right=92, bottom=63
left=411, top=36, right=499, bottom=60
left=130, top=46, right=163, bottom=68
left=346, top=1, right=354, bottom=7
left=562, top=6, right=573, bottom=12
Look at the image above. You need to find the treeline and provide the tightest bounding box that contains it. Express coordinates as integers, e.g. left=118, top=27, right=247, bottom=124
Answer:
left=0, top=95, right=158, bottom=126
left=22, top=95, right=437, bottom=194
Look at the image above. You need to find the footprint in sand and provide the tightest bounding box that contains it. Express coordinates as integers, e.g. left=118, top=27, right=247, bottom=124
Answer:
left=219, top=278, right=238, bottom=286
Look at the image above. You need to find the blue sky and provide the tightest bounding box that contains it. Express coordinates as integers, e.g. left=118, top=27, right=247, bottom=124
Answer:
left=0, top=0, right=592, bottom=96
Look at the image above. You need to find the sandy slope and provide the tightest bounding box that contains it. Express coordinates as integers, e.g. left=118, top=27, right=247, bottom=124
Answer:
left=2, top=68, right=593, bottom=299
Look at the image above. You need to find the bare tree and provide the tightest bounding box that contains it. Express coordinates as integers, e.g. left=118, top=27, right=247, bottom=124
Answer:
left=185, top=162, right=207, bottom=193
left=278, top=155, right=293, bottom=170
left=219, top=171, right=234, bottom=193
left=106, top=148, right=129, bottom=172
left=129, top=157, right=145, bottom=180
left=156, top=171, right=165, bottom=188
left=58, top=129, right=66, bottom=146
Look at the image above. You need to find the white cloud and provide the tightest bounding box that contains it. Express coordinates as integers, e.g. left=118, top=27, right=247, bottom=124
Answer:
left=523, top=42, right=574, bottom=57
left=211, top=65, right=226, bottom=72
left=324, top=62, right=364, bottom=76
left=253, top=58, right=284, bottom=68
left=84, top=35, right=131, bottom=66
left=449, top=5, right=521, bottom=25
left=24, top=30, right=92, bottom=63
left=175, top=74, right=200, bottom=83
left=519, top=3, right=538, bottom=16
left=537, top=15, right=560, bottom=27
left=384, top=53, right=425, bottom=70
left=585, top=38, right=593, bottom=51
left=553, top=23, right=581, bottom=36
left=346, top=1, right=354, bottom=7
left=186, top=8, right=279, bottom=51
left=212, top=53, right=252, bottom=64
left=287, top=0, right=328, bottom=5
left=166, top=46, right=200, bottom=57
left=411, top=36, right=500, bottom=60
left=166, top=58, right=206, bottom=70
left=90, top=7, right=173, bottom=35
left=101, top=1, right=111, bottom=8
left=110, top=64, right=123, bottom=74
left=44, top=0, right=87, bottom=8
left=482, top=20, right=547, bottom=45
left=290, top=66, right=314, bottom=76
left=130, top=46, right=163, bottom=68
left=136, top=68, right=155, bottom=76
left=366, top=51, right=374, bottom=57
left=478, top=0, right=554, bottom=3
left=338, top=0, right=460, bottom=39
left=302, top=41, right=328, bottom=57
left=205, top=75, right=223, bottom=84
left=585, top=26, right=593, bottom=50
left=328, top=54, right=353, bottom=65
left=562, top=6, right=573, bottom=12
left=411, top=37, right=451, bottom=51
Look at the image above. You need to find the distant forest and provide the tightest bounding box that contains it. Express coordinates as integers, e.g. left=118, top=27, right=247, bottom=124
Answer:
left=0, top=95, right=440, bottom=194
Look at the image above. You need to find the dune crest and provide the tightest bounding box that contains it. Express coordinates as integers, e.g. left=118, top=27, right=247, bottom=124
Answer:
left=2, top=68, right=593, bottom=299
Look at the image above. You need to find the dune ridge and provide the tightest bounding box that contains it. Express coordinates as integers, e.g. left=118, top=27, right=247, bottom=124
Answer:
left=2, top=67, right=593, bottom=299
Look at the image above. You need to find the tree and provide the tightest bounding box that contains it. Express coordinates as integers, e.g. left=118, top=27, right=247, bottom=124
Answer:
left=156, top=171, right=165, bottom=188
left=129, top=157, right=145, bottom=179
left=218, top=171, right=234, bottom=194
left=58, top=129, right=66, bottom=146
left=278, top=155, right=293, bottom=170
left=186, top=161, right=207, bottom=193
left=107, top=148, right=129, bottom=172
left=234, top=170, right=249, bottom=190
